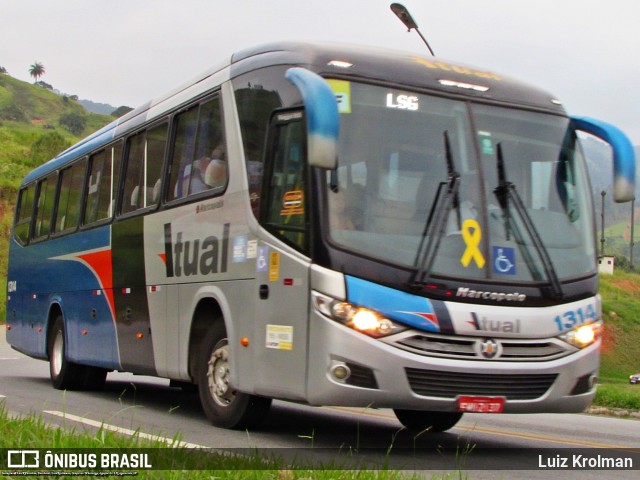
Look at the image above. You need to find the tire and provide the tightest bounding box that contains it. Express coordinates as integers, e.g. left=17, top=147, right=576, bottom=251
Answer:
left=48, top=315, right=107, bottom=391
left=197, top=322, right=271, bottom=429
left=394, top=409, right=463, bottom=433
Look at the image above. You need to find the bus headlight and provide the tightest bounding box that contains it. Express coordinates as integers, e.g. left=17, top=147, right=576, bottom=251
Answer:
left=559, top=321, right=602, bottom=349
left=312, top=291, right=406, bottom=338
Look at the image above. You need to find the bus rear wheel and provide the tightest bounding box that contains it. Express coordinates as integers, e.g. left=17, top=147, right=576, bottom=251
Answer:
left=48, top=315, right=107, bottom=390
left=394, top=409, right=463, bottom=433
left=197, top=323, right=271, bottom=429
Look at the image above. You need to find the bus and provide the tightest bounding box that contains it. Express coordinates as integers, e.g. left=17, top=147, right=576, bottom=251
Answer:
left=5, top=41, right=635, bottom=433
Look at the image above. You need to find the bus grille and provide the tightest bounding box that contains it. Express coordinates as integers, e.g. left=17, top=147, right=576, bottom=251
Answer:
left=405, top=368, right=557, bottom=400
left=391, top=332, right=572, bottom=362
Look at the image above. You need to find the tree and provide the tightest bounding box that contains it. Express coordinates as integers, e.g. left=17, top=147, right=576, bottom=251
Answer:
left=111, top=105, right=134, bottom=118
left=59, top=112, right=87, bottom=135
left=29, top=61, right=45, bottom=83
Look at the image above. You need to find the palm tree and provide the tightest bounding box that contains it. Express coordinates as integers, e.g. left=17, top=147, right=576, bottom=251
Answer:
left=29, top=61, right=45, bottom=83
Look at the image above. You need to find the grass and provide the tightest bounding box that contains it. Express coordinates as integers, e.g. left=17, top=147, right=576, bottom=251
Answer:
left=594, top=383, right=640, bottom=410
left=0, top=402, right=445, bottom=479
left=594, top=270, right=640, bottom=411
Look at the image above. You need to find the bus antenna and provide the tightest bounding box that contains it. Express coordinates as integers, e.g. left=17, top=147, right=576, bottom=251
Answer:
left=390, top=3, right=435, bottom=56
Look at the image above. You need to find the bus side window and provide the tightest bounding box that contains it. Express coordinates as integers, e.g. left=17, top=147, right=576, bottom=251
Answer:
left=167, top=95, right=226, bottom=201
left=33, top=173, right=57, bottom=241
left=55, top=159, right=86, bottom=234
left=122, top=123, right=167, bottom=213
left=14, top=184, right=37, bottom=245
left=168, top=106, right=199, bottom=200
left=84, top=142, right=121, bottom=225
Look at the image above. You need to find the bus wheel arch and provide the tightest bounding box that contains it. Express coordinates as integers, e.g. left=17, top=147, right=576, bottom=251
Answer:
left=188, top=297, right=226, bottom=382
left=190, top=299, right=271, bottom=429
left=46, top=305, right=107, bottom=391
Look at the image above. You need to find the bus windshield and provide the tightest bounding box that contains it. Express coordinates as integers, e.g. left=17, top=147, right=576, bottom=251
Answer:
left=325, top=81, right=596, bottom=284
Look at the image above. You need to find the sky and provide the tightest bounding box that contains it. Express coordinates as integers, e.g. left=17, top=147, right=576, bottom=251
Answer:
left=2, top=0, right=639, bottom=143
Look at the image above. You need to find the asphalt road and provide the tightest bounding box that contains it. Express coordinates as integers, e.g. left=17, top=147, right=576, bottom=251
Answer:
left=1, top=335, right=639, bottom=478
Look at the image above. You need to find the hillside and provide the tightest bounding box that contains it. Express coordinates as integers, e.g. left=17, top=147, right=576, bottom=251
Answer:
left=0, top=73, right=113, bottom=191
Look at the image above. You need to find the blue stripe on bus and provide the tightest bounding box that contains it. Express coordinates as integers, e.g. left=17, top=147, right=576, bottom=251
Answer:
left=345, top=276, right=440, bottom=332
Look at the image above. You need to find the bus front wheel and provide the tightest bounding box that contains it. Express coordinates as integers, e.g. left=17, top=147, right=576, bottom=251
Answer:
left=197, top=323, right=271, bottom=429
left=394, top=409, right=463, bottom=433
left=48, top=315, right=107, bottom=390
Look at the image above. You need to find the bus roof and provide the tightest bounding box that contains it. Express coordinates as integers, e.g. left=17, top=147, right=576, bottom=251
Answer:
left=22, top=42, right=565, bottom=186
left=231, top=42, right=565, bottom=115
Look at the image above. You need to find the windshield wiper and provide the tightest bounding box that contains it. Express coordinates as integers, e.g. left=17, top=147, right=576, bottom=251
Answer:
left=493, top=143, right=563, bottom=299
left=411, top=131, right=460, bottom=285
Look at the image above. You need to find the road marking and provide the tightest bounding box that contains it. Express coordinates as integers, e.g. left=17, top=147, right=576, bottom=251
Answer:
left=43, top=410, right=207, bottom=449
left=0, top=357, right=20, bottom=360
left=454, top=423, right=638, bottom=449
left=322, top=406, right=637, bottom=449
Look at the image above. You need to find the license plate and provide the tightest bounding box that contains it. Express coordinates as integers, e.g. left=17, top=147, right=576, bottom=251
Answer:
left=457, top=396, right=505, bottom=413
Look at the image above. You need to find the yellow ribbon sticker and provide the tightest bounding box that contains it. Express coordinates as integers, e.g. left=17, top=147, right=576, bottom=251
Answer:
left=460, top=219, right=485, bottom=268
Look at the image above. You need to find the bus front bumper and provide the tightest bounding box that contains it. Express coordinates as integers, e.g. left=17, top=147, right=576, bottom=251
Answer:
left=305, top=312, right=598, bottom=414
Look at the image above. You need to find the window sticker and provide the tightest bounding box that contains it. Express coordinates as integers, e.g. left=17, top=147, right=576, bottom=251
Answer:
left=232, top=235, right=248, bottom=263
left=460, top=219, right=485, bottom=268
left=492, top=246, right=516, bottom=275
left=478, top=131, right=495, bottom=155
left=246, top=239, right=258, bottom=259
left=256, top=246, right=269, bottom=272
left=327, top=79, right=352, bottom=114
left=268, top=251, right=280, bottom=282
left=280, top=190, right=304, bottom=216
left=266, top=324, right=293, bottom=350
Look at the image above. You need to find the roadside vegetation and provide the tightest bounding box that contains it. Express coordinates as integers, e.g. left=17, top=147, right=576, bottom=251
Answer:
left=0, top=402, right=435, bottom=479
left=596, top=270, right=640, bottom=410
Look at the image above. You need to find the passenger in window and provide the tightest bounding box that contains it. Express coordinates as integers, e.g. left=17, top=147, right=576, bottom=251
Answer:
left=190, top=145, right=227, bottom=194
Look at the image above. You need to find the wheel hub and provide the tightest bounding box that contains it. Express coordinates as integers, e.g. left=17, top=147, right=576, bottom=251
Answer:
left=51, top=330, right=64, bottom=377
left=207, top=342, right=235, bottom=407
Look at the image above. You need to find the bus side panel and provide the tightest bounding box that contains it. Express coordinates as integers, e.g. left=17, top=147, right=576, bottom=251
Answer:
left=5, top=241, right=25, bottom=351
left=142, top=194, right=254, bottom=382
left=112, top=217, right=157, bottom=375
left=56, top=289, right=119, bottom=369
left=7, top=239, right=47, bottom=358
left=6, top=228, right=120, bottom=367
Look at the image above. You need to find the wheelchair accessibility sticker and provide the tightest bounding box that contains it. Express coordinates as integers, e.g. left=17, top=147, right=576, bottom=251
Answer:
left=492, top=246, right=516, bottom=275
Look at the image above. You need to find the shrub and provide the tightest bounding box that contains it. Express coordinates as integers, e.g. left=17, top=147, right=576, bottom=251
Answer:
left=59, top=112, right=87, bottom=135
left=30, top=131, right=70, bottom=164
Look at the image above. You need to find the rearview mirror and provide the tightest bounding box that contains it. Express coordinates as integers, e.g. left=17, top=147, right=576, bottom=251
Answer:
left=285, top=67, right=339, bottom=170
left=572, top=116, right=636, bottom=202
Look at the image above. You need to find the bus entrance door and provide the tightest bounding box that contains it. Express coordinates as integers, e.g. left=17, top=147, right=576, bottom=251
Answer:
left=253, top=244, right=310, bottom=400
